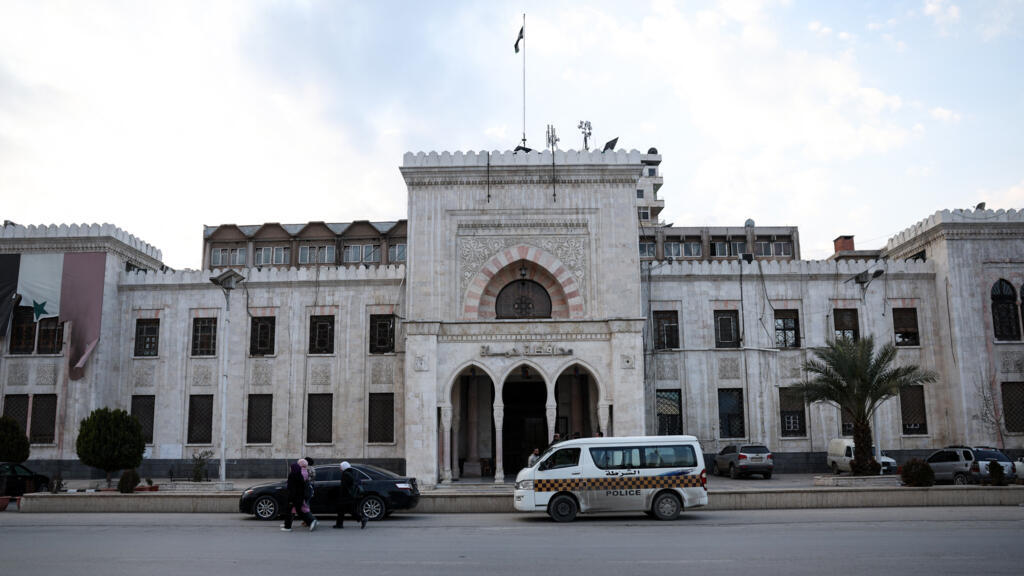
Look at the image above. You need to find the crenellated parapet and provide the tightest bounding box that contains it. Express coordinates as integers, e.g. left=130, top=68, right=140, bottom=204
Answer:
left=402, top=148, right=647, bottom=168
left=0, top=222, right=162, bottom=262
left=886, top=208, right=1024, bottom=251
left=649, top=258, right=933, bottom=279
left=120, top=263, right=407, bottom=286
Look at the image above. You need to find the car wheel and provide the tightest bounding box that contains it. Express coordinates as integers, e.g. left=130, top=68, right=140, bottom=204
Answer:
left=953, top=473, right=968, bottom=486
left=360, top=495, right=386, bottom=522
left=831, top=462, right=840, bottom=475
left=712, top=462, right=720, bottom=476
left=548, top=494, right=578, bottom=522
left=762, top=473, right=772, bottom=480
left=729, top=464, right=738, bottom=479
left=253, top=496, right=278, bottom=520
left=652, top=492, right=681, bottom=521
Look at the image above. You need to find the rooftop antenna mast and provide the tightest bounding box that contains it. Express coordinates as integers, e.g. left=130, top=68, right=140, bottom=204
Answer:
left=515, top=13, right=527, bottom=148
left=578, top=121, right=592, bottom=151
left=546, top=124, right=559, bottom=202
left=545, top=124, right=559, bottom=151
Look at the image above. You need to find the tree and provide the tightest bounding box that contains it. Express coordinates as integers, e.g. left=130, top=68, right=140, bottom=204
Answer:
left=0, top=415, right=30, bottom=463
left=798, top=336, right=936, bottom=475
left=75, top=408, right=145, bottom=487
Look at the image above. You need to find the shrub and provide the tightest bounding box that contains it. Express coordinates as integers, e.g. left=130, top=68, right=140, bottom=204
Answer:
left=0, top=415, right=30, bottom=463
left=850, top=459, right=882, bottom=476
left=75, top=408, right=145, bottom=487
left=191, top=449, right=214, bottom=482
left=118, top=469, right=140, bottom=493
left=900, top=458, right=935, bottom=487
left=987, top=459, right=1006, bottom=486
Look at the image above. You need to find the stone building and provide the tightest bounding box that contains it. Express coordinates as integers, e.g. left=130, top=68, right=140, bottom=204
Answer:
left=1, top=148, right=1023, bottom=486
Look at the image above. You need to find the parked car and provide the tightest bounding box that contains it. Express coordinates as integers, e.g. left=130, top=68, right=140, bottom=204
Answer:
left=925, top=446, right=1017, bottom=485
left=0, top=462, right=50, bottom=496
left=827, top=438, right=896, bottom=475
left=712, top=444, right=773, bottom=479
left=239, top=464, right=419, bottom=521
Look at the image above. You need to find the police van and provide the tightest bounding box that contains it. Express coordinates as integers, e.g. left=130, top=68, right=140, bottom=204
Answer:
left=513, top=435, right=707, bottom=522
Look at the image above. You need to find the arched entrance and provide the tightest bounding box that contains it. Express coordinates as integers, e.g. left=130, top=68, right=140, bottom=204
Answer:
left=554, top=364, right=602, bottom=439
left=444, top=365, right=496, bottom=482
left=502, top=364, right=548, bottom=472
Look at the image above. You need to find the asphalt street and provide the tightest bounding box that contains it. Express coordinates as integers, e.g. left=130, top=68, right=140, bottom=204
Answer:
left=2, top=507, right=1023, bottom=575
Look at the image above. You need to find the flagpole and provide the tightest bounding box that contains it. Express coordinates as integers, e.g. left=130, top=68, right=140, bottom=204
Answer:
left=521, top=13, right=526, bottom=148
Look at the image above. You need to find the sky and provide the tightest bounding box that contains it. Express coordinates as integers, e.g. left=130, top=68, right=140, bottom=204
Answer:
left=1, top=0, right=1022, bottom=269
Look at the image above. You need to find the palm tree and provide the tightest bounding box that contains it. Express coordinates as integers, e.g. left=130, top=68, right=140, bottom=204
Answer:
left=797, top=336, right=936, bottom=475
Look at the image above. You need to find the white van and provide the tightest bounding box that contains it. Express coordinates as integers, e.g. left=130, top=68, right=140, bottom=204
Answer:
left=513, top=435, right=708, bottom=522
left=827, top=438, right=897, bottom=475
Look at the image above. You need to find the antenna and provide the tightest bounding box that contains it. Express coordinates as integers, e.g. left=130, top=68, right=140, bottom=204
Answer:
left=546, top=124, right=560, bottom=151
left=577, top=121, right=592, bottom=151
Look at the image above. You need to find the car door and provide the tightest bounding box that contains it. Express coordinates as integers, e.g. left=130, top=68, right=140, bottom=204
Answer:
left=926, top=450, right=954, bottom=481
left=534, top=447, right=583, bottom=510
left=587, top=446, right=644, bottom=512
left=310, top=466, right=340, bottom=513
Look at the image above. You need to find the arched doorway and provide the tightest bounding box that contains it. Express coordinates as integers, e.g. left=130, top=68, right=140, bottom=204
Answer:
left=554, top=364, right=601, bottom=439
left=502, top=364, right=548, bottom=473
left=446, top=365, right=496, bottom=482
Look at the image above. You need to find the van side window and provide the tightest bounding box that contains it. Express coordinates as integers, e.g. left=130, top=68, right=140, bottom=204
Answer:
left=845, top=447, right=853, bottom=458
left=642, top=445, right=697, bottom=468
left=589, top=447, right=641, bottom=470
left=541, top=448, right=581, bottom=470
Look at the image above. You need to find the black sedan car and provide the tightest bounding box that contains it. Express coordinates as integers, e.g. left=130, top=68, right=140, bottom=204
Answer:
left=1, top=462, right=50, bottom=496
left=239, top=464, right=419, bottom=522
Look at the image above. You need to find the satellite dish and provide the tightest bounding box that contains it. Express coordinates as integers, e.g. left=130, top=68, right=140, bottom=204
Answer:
left=602, top=137, right=618, bottom=152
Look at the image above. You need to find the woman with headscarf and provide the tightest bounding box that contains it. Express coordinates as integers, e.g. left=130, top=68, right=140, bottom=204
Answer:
left=282, top=461, right=317, bottom=532
left=333, top=461, right=366, bottom=529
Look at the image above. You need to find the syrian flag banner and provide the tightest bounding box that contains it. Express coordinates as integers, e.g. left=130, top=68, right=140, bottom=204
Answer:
left=0, top=254, right=19, bottom=339
left=17, top=253, right=63, bottom=321
left=515, top=25, right=524, bottom=53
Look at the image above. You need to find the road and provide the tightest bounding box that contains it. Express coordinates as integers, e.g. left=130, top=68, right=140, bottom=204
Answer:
left=2, top=507, right=1023, bottom=575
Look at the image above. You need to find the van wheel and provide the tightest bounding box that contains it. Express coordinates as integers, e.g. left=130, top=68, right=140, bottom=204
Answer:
left=548, top=494, right=578, bottom=522
left=729, top=464, right=738, bottom=479
left=652, top=492, right=681, bottom=521
left=831, top=462, right=840, bottom=475
left=953, top=473, right=968, bottom=485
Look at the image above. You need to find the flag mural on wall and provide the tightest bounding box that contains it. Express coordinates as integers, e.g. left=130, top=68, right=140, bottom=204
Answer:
left=0, top=252, right=107, bottom=380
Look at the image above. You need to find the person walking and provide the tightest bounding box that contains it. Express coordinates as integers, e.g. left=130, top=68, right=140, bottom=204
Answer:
left=297, top=458, right=316, bottom=528
left=333, top=461, right=366, bottom=529
left=281, top=462, right=317, bottom=532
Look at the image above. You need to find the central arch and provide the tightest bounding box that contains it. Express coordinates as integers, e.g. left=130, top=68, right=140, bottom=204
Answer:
left=462, top=244, right=584, bottom=319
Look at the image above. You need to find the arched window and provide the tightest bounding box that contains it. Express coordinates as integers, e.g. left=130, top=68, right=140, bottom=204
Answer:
left=992, top=279, right=1021, bottom=341
left=496, top=280, right=552, bottom=319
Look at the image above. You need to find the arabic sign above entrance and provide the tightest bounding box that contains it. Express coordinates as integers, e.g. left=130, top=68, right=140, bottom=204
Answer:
left=479, top=344, right=574, bottom=357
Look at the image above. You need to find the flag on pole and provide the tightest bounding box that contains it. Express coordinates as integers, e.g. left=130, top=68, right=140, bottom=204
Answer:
left=514, top=25, right=524, bottom=53
left=17, top=253, right=63, bottom=321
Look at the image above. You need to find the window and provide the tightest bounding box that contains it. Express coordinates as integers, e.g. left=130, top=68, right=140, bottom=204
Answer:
left=250, top=316, right=275, bottom=356
left=664, top=241, right=681, bottom=258
left=900, top=385, right=928, bottom=435
left=247, top=394, right=273, bottom=444
left=254, top=247, right=273, bottom=266
left=131, top=395, right=155, bottom=444
left=342, top=245, right=362, bottom=263
left=754, top=241, right=772, bottom=257
left=773, top=241, right=793, bottom=257
left=834, top=309, right=859, bottom=341
left=496, top=280, right=552, bottom=319
left=308, top=315, right=334, bottom=354
left=638, top=207, right=650, bottom=221
left=368, top=393, right=394, bottom=443
left=362, top=244, right=381, bottom=263
left=992, top=280, right=1021, bottom=341
left=779, top=388, right=806, bottom=437
left=840, top=407, right=854, bottom=436
left=369, top=315, right=395, bottom=354
left=926, top=450, right=957, bottom=464
left=29, top=394, right=56, bottom=444
left=654, top=311, right=679, bottom=350
left=299, top=245, right=335, bottom=264
left=211, top=247, right=245, bottom=267
left=388, top=243, right=407, bottom=262
left=134, top=319, right=160, bottom=357
left=718, top=388, right=745, bottom=438
left=8, top=307, right=36, bottom=354
left=187, top=395, right=213, bottom=444
left=774, top=310, right=800, bottom=348
left=272, top=246, right=290, bottom=265
left=731, top=241, right=746, bottom=257
left=589, top=446, right=641, bottom=470
left=636, top=189, right=644, bottom=199
left=191, top=317, right=217, bottom=356
left=306, top=393, right=333, bottom=443
left=639, top=241, right=655, bottom=258
left=541, top=448, right=581, bottom=470
left=640, top=445, right=697, bottom=468
left=893, top=308, right=920, bottom=346
left=1001, top=382, right=1024, bottom=433
left=656, top=390, right=682, bottom=435
left=36, top=317, right=63, bottom=354
left=2, top=395, right=29, bottom=434
left=683, top=241, right=701, bottom=257
left=714, top=310, right=740, bottom=348
left=711, top=241, right=729, bottom=257
left=647, top=167, right=656, bottom=177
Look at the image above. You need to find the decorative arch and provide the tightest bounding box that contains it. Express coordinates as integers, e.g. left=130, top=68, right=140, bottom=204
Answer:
left=551, top=358, right=607, bottom=404
left=498, top=360, right=551, bottom=395
left=992, top=279, right=1021, bottom=341
left=442, top=361, right=498, bottom=406
left=462, top=244, right=583, bottom=319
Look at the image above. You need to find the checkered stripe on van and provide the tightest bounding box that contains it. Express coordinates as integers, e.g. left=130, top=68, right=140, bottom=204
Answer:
left=534, top=478, right=585, bottom=492
left=534, top=474, right=701, bottom=492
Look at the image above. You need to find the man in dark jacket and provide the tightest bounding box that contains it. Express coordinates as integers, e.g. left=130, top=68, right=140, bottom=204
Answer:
left=333, top=461, right=366, bottom=529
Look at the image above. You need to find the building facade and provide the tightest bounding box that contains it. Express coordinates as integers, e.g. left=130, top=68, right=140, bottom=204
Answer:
left=2, top=148, right=1023, bottom=486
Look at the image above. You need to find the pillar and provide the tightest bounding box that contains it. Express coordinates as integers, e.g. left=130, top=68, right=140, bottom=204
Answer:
left=440, top=405, right=452, bottom=483
left=493, top=403, right=505, bottom=483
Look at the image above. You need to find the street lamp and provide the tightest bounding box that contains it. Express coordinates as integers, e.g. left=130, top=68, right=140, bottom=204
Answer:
left=210, top=269, right=245, bottom=485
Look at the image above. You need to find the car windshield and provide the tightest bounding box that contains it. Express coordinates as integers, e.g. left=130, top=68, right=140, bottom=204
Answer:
left=973, top=449, right=1008, bottom=461
left=741, top=445, right=770, bottom=454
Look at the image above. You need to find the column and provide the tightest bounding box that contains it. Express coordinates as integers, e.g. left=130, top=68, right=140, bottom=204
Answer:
left=463, top=381, right=481, bottom=476
left=452, top=382, right=461, bottom=481
left=440, top=405, right=452, bottom=483
left=403, top=322, right=440, bottom=489
left=546, top=397, right=557, bottom=443
left=493, top=403, right=505, bottom=483
left=599, top=402, right=611, bottom=437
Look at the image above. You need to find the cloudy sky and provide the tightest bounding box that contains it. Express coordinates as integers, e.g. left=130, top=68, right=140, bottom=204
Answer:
left=1, top=0, right=1022, bottom=269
